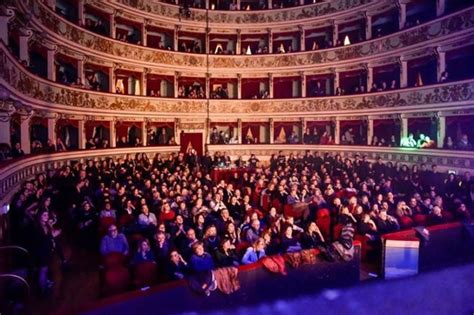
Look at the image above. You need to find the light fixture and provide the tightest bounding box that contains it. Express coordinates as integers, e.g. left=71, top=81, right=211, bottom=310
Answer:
left=344, top=35, right=351, bottom=46
left=246, top=45, right=252, bottom=55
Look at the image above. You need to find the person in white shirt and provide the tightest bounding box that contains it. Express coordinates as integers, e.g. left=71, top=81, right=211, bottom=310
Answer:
left=138, top=205, right=157, bottom=227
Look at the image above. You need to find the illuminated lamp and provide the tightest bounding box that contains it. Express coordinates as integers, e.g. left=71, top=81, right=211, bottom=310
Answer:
left=344, top=35, right=351, bottom=46
left=246, top=46, right=252, bottom=55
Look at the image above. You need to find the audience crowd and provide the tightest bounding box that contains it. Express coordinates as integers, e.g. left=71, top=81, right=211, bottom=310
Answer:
left=8, top=150, right=474, bottom=295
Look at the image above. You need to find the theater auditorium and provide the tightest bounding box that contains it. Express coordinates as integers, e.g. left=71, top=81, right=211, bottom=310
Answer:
left=0, top=0, right=473, bottom=314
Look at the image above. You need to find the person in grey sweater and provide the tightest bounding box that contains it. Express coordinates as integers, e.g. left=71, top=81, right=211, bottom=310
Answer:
left=100, top=225, right=129, bottom=256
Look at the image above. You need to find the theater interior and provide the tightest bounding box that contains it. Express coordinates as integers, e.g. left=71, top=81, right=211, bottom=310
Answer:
left=0, top=0, right=474, bottom=314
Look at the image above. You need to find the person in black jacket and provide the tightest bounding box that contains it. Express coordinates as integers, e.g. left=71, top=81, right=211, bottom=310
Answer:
left=214, top=238, right=239, bottom=267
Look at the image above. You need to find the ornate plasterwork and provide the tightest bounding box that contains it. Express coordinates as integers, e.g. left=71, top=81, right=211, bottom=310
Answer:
left=27, top=1, right=474, bottom=70
left=1, top=46, right=473, bottom=115
left=113, top=0, right=372, bottom=25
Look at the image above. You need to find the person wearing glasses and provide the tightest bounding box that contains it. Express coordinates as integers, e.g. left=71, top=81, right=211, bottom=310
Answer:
left=100, top=224, right=129, bottom=256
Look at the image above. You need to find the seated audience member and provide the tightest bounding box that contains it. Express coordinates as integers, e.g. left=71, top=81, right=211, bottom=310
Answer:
left=138, top=205, right=157, bottom=227
left=401, top=133, right=417, bottom=147
left=280, top=224, right=302, bottom=253
left=457, top=134, right=472, bottom=150
left=100, top=224, right=129, bottom=256
left=189, top=241, right=217, bottom=296
left=241, top=238, right=266, bottom=265
left=244, top=219, right=261, bottom=244
left=167, top=250, right=189, bottom=280
left=132, top=239, right=155, bottom=264
left=428, top=206, right=446, bottom=226
left=155, top=231, right=172, bottom=265
left=100, top=201, right=117, bottom=219
left=444, top=136, right=455, bottom=150
left=301, top=222, right=326, bottom=249
left=375, top=210, right=400, bottom=234
left=11, top=142, right=25, bottom=158
left=439, top=71, right=449, bottom=83
left=214, top=238, right=239, bottom=267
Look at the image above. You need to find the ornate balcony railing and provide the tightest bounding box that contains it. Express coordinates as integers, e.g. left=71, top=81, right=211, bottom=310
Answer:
left=23, top=1, right=474, bottom=72
left=1, top=43, right=473, bottom=118
left=208, top=144, right=474, bottom=173
left=108, top=0, right=373, bottom=25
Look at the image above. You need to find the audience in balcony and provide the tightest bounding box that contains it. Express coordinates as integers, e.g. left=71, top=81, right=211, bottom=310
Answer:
left=85, top=18, right=107, bottom=36
left=210, top=86, right=229, bottom=99
left=178, top=84, right=205, bottom=98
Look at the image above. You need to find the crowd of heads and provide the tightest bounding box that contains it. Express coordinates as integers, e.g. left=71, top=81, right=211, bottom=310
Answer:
left=8, top=149, right=474, bottom=294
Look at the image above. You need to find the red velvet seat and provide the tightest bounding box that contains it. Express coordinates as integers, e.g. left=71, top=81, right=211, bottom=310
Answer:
left=117, top=213, right=134, bottom=227
left=102, top=252, right=127, bottom=269
left=134, top=261, right=158, bottom=288
left=399, top=216, right=414, bottom=230
left=283, top=204, right=296, bottom=218
left=442, top=211, right=454, bottom=222
left=316, top=208, right=331, bottom=240
left=262, top=194, right=270, bottom=213
left=103, top=266, right=131, bottom=296
left=332, top=223, right=344, bottom=241
left=99, top=217, right=116, bottom=236
left=413, top=214, right=428, bottom=226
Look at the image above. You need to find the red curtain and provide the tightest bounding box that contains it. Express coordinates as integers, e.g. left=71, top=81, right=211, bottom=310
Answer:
left=116, top=122, right=141, bottom=139
left=273, top=78, right=296, bottom=99
left=180, top=132, right=203, bottom=155
left=85, top=121, right=109, bottom=139
left=446, top=115, right=474, bottom=142
left=373, top=119, right=400, bottom=142
left=274, top=122, right=295, bottom=142
left=242, top=123, right=262, bottom=143
left=56, top=119, right=79, bottom=136
left=242, top=79, right=265, bottom=99
left=408, top=117, right=433, bottom=139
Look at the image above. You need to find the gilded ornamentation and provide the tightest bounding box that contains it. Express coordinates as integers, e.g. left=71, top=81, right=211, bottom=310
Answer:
left=113, top=0, right=371, bottom=24
left=28, top=1, right=474, bottom=70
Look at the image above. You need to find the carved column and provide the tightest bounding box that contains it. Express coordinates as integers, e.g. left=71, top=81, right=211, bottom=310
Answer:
left=436, top=0, right=445, bottom=17
left=46, top=44, right=57, bottom=81
left=205, top=0, right=210, bottom=9
left=205, top=74, right=211, bottom=99
left=237, top=74, right=242, bottom=99
left=108, top=66, right=115, bottom=93
left=334, top=117, right=340, bottom=145
left=398, top=1, right=406, bottom=30
left=47, top=115, right=57, bottom=142
left=332, top=20, right=338, bottom=46
left=268, top=73, right=274, bottom=98
left=436, top=46, right=446, bottom=82
left=399, top=57, right=408, bottom=88
left=333, top=69, right=340, bottom=94
left=142, top=120, right=147, bottom=146
left=174, top=71, right=180, bottom=98
left=19, top=28, right=33, bottom=65
left=175, top=118, right=180, bottom=145
left=268, top=0, right=273, bottom=9
left=78, top=119, right=86, bottom=149
left=0, top=8, right=15, bottom=46
left=301, top=118, right=306, bottom=142
left=365, top=13, right=372, bottom=40
left=0, top=112, right=11, bottom=147
left=174, top=25, right=180, bottom=51
left=141, top=69, right=148, bottom=96
left=269, top=118, right=274, bottom=144
left=236, top=30, right=241, bottom=55
left=299, top=26, right=305, bottom=51
left=236, top=0, right=241, bottom=9
left=142, top=19, right=148, bottom=46
left=437, top=113, right=445, bottom=149
left=400, top=115, right=408, bottom=141
left=299, top=0, right=304, bottom=5
left=267, top=29, right=273, bottom=54
left=77, top=56, right=86, bottom=84
left=20, top=114, right=31, bottom=154
left=109, top=13, right=116, bottom=39
left=237, top=118, right=242, bottom=144
left=78, top=0, right=85, bottom=26
left=205, top=28, right=210, bottom=54
left=300, top=72, right=306, bottom=98
left=367, top=117, right=374, bottom=145
left=366, top=64, right=373, bottom=91
left=109, top=119, right=116, bottom=148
